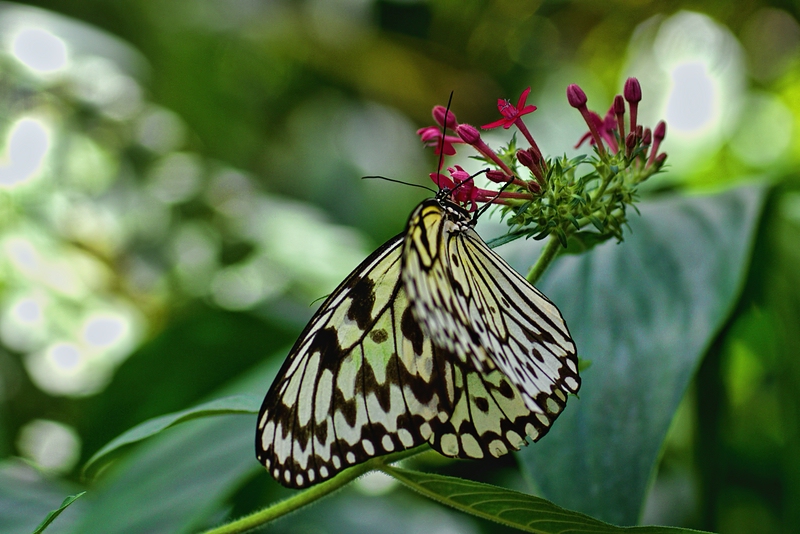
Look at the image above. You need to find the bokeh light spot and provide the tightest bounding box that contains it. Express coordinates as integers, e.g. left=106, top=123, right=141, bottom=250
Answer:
left=83, top=316, right=126, bottom=348
left=0, top=294, right=49, bottom=352
left=11, top=27, right=68, bottom=73
left=16, top=419, right=81, bottom=473
left=0, top=118, right=51, bottom=188
left=665, top=62, right=715, bottom=134
left=50, top=342, right=81, bottom=371
left=136, top=107, right=186, bottom=154
left=5, top=237, right=40, bottom=273
left=147, top=152, right=202, bottom=204
left=25, top=341, right=110, bottom=396
left=14, top=298, right=41, bottom=323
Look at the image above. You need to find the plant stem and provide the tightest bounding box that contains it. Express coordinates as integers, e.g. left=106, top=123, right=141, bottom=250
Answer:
left=201, top=445, right=429, bottom=534
left=526, top=234, right=561, bottom=285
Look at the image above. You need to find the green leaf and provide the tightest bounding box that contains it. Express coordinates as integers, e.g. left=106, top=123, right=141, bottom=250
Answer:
left=31, top=492, right=86, bottom=534
left=82, top=394, right=261, bottom=480
left=69, top=353, right=285, bottom=534
left=512, top=185, right=766, bottom=524
left=382, top=466, right=709, bottom=534
left=74, top=413, right=260, bottom=534
left=486, top=231, right=527, bottom=248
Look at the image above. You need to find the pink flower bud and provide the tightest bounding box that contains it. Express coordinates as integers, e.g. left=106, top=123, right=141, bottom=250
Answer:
left=655, top=152, right=667, bottom=165
left=642, top=128, right=652, bottom=146
left=456, top=124, right=481, bottom=145
left=624, top=77, right=641, bottom=103
left=486, top=170, right=512, bottom=183
left=613, top=95, right=626, bottom=145
left=432, top=105, right=458, bottom=130
left=625, top=78, right=641, bottom=133
left=526, top=180, right=541, bottom=194
left=654, top=120, right=666, bottom=141
left=516, top=149, right=533, bottom=168
left=648, top=121, right=667, bottom=167
left=625, top=132, right=636, bottom=157
left=566, top=84, right=588, bottom=108
left=614, top=95, right=625, bottom=116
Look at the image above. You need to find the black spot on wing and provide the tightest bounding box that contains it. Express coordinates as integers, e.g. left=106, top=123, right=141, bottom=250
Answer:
left=473, top=396, right=490, bottom=413
left=400, top=306, right=425, bottom=355
left=497, top=380, right=515, bottom=399
left=347, top=276, right=376, bottom=330
left=369, top=329, right=388, bottom=344
left=311, top=327, right=344, bottom=369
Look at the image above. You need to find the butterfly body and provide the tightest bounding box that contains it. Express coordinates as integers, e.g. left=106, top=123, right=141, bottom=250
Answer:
left=256, top=192, right=579, bottom=488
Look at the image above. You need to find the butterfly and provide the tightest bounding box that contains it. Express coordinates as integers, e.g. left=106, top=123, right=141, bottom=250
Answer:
left=255, top=189, right=580, bottom=489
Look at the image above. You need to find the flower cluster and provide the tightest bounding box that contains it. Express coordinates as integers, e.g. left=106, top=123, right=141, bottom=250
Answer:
left=416, top=77, right=667, bottom=247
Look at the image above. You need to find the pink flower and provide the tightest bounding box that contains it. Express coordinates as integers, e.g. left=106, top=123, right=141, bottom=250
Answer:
left=482, top=87, right=537, bottom=130
left=416, top=125, right=463, bottom=156
left=430, top=165, right=532, bottom=211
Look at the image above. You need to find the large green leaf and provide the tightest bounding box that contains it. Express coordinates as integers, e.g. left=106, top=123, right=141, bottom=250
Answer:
left=512, top=186, right=766, bottom=524
left=68, top=355, right=284, bottom=534
left=383, top=466, right=709, bottom=533
left=82, top=395, right=261, bottom=480
left=74, top=413, right=259, bottom=534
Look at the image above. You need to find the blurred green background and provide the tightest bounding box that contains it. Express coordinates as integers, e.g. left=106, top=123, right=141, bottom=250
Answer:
left=0, top=0, right=798, bottom=533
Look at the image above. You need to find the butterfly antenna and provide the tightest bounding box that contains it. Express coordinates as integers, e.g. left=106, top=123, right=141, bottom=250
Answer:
left=362, top=175, right=437, bottom=194
left=433, top=91, right=455, bottom=190
left=473, top=177, right=515, bottom=221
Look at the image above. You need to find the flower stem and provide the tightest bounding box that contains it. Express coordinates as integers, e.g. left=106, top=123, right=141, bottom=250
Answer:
left=201, top=446, right=429, bottom=534
left=526, top=235, right=562, bottom=285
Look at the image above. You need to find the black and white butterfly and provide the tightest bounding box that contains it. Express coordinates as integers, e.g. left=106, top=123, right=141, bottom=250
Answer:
left=255, top=190, right=580, bottom=489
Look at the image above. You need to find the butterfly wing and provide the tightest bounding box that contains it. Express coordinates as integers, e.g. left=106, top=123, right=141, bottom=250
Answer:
left=402, top=199, right=581, bottom=414
left=256, top=236, right=452, bottom=488
left=429, top=358, right=561, bottom=459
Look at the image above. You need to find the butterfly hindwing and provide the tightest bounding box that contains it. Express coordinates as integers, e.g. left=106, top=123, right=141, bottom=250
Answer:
left=402, top=198, right=581, bottom=414
left=256, top=236, right=452, bottom=488
left=428, top=357, right=562, bottom=460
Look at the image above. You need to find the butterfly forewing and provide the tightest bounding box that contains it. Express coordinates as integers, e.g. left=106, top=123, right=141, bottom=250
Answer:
left=402, top=198, right=580, bottom=414
left=256, top=237, right=451, bottom=488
